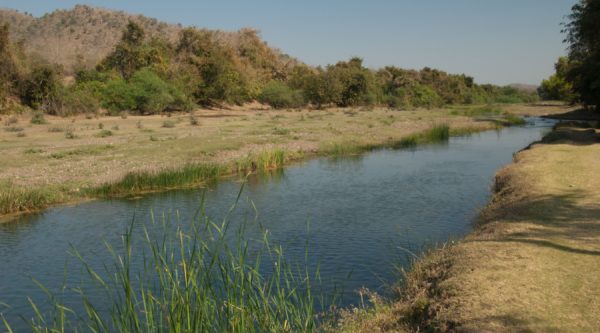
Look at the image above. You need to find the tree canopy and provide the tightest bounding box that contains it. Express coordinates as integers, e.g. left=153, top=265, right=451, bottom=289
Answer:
left=563, top=0, right=600, bottom=109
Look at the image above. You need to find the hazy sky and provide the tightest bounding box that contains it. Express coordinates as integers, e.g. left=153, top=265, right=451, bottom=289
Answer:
left=0, top=0, right=577, bottom=85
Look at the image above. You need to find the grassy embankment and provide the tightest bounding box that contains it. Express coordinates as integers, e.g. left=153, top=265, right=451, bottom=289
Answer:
left=0, top=104, right=571, bottom=219
left=335, top=117, right=600, bottom=332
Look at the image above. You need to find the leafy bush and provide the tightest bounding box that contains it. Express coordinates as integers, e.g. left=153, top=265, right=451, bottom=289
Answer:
left=102, top=69, right=192, bottom=114
left=411, top=84, right=442, bottom=108
left=258, top=81, right=304, bottom=108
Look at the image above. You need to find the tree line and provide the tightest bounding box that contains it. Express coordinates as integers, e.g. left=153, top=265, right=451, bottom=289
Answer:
left=538, top=0, right=599, bottom=110
left=1, top=21, right=537, bottom=116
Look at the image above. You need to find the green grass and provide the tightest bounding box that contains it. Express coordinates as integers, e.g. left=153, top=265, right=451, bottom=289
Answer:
left=422, top=124, right=450, bottom=142
left=1, top=190, right=332, bottom=332
left=323, top=125, right=451, bottom=155
left=321, top=142, right=368, bottom=157
left=453, top=106, right=525, bottom=127
left=89, top=164, right=224, bottom=197
left=235, top=149, right=287, bottom=174
left=499, top=113, right=526, bottom=126
left=449, top=126, right=483, bottom=137
left=391, top=124, right=450, bottom=149
left=0, top=183, right=61, bottom=215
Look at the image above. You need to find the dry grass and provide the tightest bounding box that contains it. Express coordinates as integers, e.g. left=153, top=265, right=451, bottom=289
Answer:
left=442, top=125, right=600, bottom=332
left=0, top=104, right=570, bottom=217
left=335, top=121, right=600, bottom=332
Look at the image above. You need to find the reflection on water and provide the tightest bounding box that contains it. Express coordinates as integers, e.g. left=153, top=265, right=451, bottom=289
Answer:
left=0, top=117, right=555, bottom=328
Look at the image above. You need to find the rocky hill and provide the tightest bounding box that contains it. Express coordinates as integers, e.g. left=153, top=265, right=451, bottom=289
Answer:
left=0, top=5, right=296, bottom=73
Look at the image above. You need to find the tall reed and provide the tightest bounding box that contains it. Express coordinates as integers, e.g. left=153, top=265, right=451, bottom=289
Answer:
left=2, top=186, right=333, bottom=332
left=90, top=164, right=224, bottom=197
left=391, top=124, right=450, bottom=149
left=0, top=183, right=59, bottom=215
left=235, top=149, right=286, bottom=174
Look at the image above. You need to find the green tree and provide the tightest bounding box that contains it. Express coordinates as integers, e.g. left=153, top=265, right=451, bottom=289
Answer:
left=174, top=28, right=250, bottom=105
left=563, top=0, right=600, bottom=109
left=19, top=65, right=62, bottom=112
left=303, top=68, right=343, bottom=108
left=538, top=57, right=577, bottom=101
left=327, top=57, right=375, bottom=107
left=100, top=21, right=169, bottom=79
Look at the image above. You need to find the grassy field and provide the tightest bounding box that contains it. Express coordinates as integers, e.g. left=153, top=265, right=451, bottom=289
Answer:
left=0, top=103, right=571, bottom=218
left=335, top=119, right=600, bottom=332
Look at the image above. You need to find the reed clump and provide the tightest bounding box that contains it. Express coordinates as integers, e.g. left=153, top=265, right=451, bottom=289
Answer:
left=321, top=142, right=372, bottom=157
left=90, top=164, right=224, bottom=197
left=235, top=149, right=286, bottom=174
left=2, top=193, right=331, bottom=332
left=391, top=124, right=450, bottom=149
left=0, top=183, right=60, bottom=215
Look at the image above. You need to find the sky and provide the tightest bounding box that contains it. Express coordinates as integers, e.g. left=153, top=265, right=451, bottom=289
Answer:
left=0, top=0, right=578, bottom=85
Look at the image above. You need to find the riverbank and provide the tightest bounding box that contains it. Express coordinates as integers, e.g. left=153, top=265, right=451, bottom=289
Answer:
left=0, top=103, right=572, bottom=220
left=335, top=115, right=600, bottom=332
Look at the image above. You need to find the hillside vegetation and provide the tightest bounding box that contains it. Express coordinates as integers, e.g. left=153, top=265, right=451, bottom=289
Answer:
left=0, top=5, right=296, bottom=73
left=0, top=5, right=537, bottom=116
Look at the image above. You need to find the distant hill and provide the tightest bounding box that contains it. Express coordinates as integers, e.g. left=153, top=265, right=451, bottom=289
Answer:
left=0, top=5, right=297, bottom=73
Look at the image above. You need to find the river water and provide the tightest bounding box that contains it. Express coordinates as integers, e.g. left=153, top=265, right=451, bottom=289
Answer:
left=0, top=117, right=555, bottom=329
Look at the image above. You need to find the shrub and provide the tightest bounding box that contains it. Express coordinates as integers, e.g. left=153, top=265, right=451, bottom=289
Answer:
left=102, top=69, right=191, bottom=114
left=30, top=111, right=47, bottom=124
left=96, top=129, right=113, bottom=137
left=258, top=81, right=305, bottom=109
left=189, top=115, right=199, bottom=126
left=65, top=130, right=77, bottom=139
left=162, top=120, right=176, bottom=128
left=4, top=126, right=23, bottom=132
left=48, top=126, right=64, bottom=132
